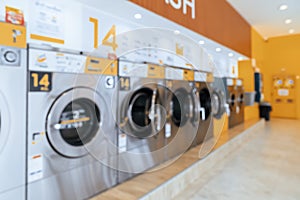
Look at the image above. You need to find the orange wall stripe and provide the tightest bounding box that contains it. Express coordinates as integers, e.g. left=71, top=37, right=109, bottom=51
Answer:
left=30, top=34, right=65, bottom=44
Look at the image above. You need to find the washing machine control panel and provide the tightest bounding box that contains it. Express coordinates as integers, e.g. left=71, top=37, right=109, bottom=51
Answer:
left=165, top=67, right=184, bottom=80
left=29, top=49, right=86, bottom=73
left=194, top=71, right=207, bottom=82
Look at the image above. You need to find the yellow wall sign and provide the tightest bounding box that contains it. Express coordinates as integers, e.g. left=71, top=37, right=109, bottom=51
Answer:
left=0, top=22, right=26, bottom=48
left=147, top=64, right=165, bottom=79
left=183, top=69, right=194, bottom=81
left=84, top=57, right=118, bottom=75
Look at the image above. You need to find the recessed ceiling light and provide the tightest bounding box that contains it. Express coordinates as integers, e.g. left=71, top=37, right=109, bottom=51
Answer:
left=228, top=53, right=234, bottom=57
left=174, top=30, right=180, bottom=35
left=215, top=47, right=222, bottom=52
left=279, top=4, right=288, bottom=11
left=289, top=29, right=295, bottom=34
left=285, top=19, right=292, bottom=24
left=199, top=40, right=205, bottom=45
left=134, top=13, right=142, bottom=19
left=238, top=57, right=244, bottom=61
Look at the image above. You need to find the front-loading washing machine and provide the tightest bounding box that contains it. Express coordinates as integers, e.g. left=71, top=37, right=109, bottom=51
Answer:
left=117, top=60, right=167, bottom=183
left=211, top=76, right=228, bottom=139
left=27, top=46, right=118, bottom=200
left=224, top=77, right=236, bottom=128
left=0, top=22, right=27, bottom=199
left=192, top=70, right=214, bottom=147
left=164, top=66, right=199, bottom=160
left=235, top=78, right=245, bottom=125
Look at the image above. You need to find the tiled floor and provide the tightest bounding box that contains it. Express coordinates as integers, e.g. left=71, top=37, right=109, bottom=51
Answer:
left=174, top=118, right=300, bottom=200
left=93, top=119, right=262, bottom=200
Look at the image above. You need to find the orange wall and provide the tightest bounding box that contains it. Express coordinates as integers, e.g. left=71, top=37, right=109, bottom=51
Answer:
left=130, top=0, right=251, bottom=57
left=238, top=59, right=259, bottom=121
left=251, top=29, right=300, bottom=119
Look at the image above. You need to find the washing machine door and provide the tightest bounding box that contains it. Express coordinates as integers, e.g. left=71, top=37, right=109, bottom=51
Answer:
left=0, top=92, right=10, bottom=154
left=46, top=88, right=101, bottom=158
left=199, top=88, right=212, bottom=121
left=212, top=90, right=226, bottom=119
left=228, top=91, right=236, bottom=113
left=171, top=88, right=193, bottom=127
left=126, top=87, right=164, bottom=138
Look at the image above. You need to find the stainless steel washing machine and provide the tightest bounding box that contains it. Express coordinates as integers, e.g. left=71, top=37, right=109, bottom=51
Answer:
left=235, top=78, right=245, bottom=125
left=117, top=61, right=167, bottom=183
left=0, top=35, right=27, bottom=198
left=211, top=76, right=228, bottom=138
left=27, top=46, right=117, bottom=200
left=164, top=66, right=198, bottom=160
left=192, top=70, right=214, bottom=147
left=225, top=78, right=244, bottom=128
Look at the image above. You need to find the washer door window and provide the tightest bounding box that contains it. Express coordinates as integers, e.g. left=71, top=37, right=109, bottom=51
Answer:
left=199, top=88, right=211, bottom=121
left=127, top=88, right=163, bottom=138
left=237, top=92, right=244, bottom=106
left=212, top=91, right=226, bottom=119
left=171, top=88, right=192, bottom=127
left=47, top=88, right=101, bottom=158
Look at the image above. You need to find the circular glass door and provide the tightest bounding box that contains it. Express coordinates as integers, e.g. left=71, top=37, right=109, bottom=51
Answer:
left=229, top=93, right=236, bottom=112
left=199, top=88, right=211, bottom=121
left=171, top=88, right=191, bottom=127
left=47, top=88, right=102, bottom=158
left=238, top=93, right=244, bottom=105
left=212, top=91, right=226, bottom=119
left=127, top=87, right=164, bottom=138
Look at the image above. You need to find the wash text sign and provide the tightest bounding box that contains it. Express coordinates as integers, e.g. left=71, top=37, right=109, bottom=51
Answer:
left=165, top=0, right=196, bottom=19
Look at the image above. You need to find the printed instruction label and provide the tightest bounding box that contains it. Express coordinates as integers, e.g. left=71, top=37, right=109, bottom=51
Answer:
left=118, top=133, right=127, bottom=153
left=28, top=154, right=43, bottom=183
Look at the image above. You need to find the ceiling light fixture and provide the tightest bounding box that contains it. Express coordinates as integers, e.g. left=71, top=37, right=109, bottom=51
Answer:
left=285, top=19, right=292, bottom=24
left=134, top=13, right=142, bottom=19
left=289, top=29, right=295, bottom=34
left=174, top=30, right=180, bottom=35
left=199, top=40, right=205, bottom=45
left=228, top=53, right=234, bottom=57
left=279, top=4, right=288, bottom=11
left=215, top=47, right=222, bottom=52
left=238, top=57, right=244, bottom=61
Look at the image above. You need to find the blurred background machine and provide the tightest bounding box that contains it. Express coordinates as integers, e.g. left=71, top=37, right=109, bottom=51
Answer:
left=164, top=66, right=198, bottom=160
left=224, top=78, right=245, bottom=128
left=192, top=70, right=213, bottom=147
left=117, top=61, right=167, bottom=183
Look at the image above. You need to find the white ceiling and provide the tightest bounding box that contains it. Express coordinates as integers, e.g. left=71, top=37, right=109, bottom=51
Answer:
left=227, top=0, right=300, bottom=39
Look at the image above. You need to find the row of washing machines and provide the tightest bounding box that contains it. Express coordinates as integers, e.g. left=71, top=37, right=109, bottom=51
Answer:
left=0, top=43, right=243, bottom=199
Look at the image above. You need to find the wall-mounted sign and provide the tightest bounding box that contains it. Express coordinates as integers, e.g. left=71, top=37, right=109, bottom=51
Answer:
left=29, top=0, right=65, bottom=44
left=165, top=0, right=195, bottom=19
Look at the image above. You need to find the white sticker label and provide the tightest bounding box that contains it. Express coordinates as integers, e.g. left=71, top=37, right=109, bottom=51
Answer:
left=118, top=133, right=127, bottom=153
left=236, top=79, right=243, bottom=86
left=28, top=154, right=43, bottom=183
left=165, top=68, right=184, bottom=80
left=118, top=61, right=148, bottom=77
left=227, top=79, right=234, bottom=86
left=278, top=89, right=289, bottom=96
left=194, top=71, right=207, bottom=82
left=165, top=123, right=171, bottom=138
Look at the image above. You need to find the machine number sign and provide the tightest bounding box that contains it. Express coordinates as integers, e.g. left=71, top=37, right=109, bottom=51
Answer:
left=30, top=71, right=52, bottom=92
left=119, top=77, right=130, bottom=91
